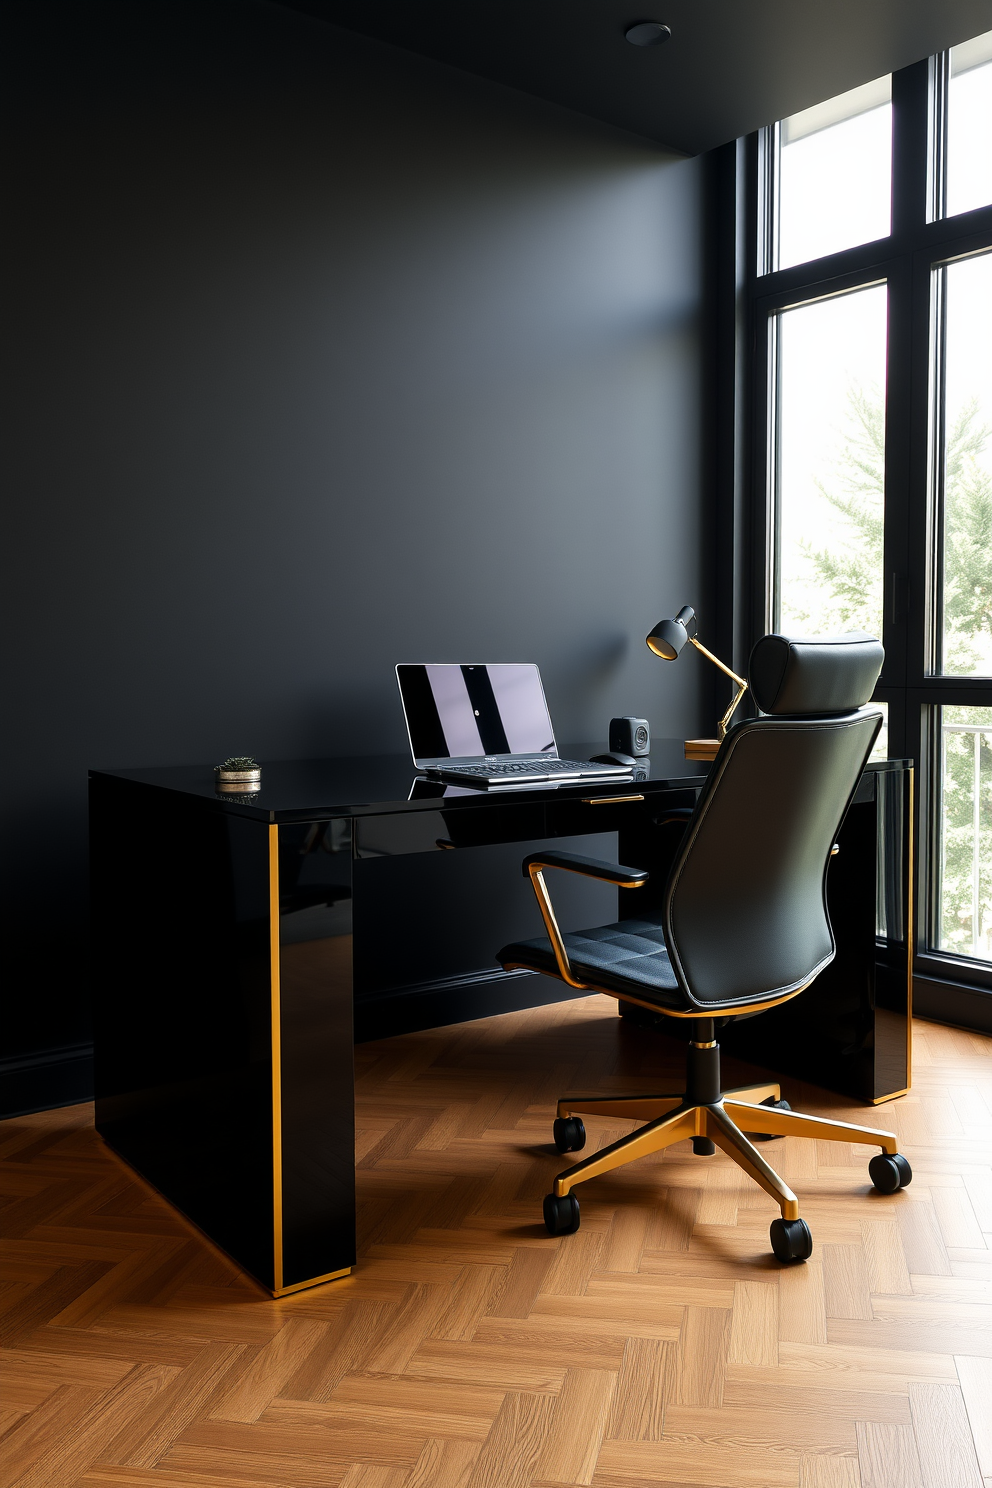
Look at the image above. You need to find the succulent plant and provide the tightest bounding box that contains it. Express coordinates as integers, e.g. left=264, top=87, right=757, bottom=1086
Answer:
left=218, top=756, right=258, bottom=770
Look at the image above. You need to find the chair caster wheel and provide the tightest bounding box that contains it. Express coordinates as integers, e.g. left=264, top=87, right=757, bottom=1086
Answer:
left=553, top=1117, right=586, bottom=1153
left=869, top=1153, right=912, bottom=1193
left=770, top=1217, right=812, bottom=1263
left=748, top=1098, right=791, bottom=1142
left=544, top=1192, right=580, bottom=1235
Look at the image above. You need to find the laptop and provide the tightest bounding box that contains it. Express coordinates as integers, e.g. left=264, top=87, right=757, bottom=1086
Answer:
left=396, top=663, right=635, bottom=786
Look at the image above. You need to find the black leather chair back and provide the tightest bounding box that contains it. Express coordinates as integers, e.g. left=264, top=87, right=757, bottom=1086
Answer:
left=663, top=634, right=884, bottom=1011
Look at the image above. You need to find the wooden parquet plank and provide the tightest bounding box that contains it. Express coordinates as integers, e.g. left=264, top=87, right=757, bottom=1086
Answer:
left=605, top=1337, right=670, bottom=1441
left=667, top=1306, right=730, bottom=1406
left=404, top=1436, right=481, bottom=1488
left=727, top=1279, right=779, bottom=1366
left=1, top=1366, right=177, bottom=1488
left=0, top=1004, right=988, bottom=1488
left=157, top=1444, right=354, bottom=1485
left=264, top=1385, right=500, bottom=1442
left=824, top=1244, right=873, bottom=1319
left=955, top=1355, right=992, bottom=1482
left=663, top=1401, right=858, bottom=1451
left=81, top=1467, right=299, bottom=1488
left=409, top=1335, right=570, bottom=1390
left=862, top=1219, right=913, bottom=1295
left=909, top=1382, right=984, bottom=1488
left=533, top=1367, right=616, bottom=1485
left=102, top=1342, right=246, bottom=1469
left=596, top=1435, right=805, bottom=1485
left=210, top=1320, right=329, bottom=1423
left=463, top=1390, right=556, bottom=1488
left=0, top=1263, right=111, bottom=1347
left=174, top=1414, right=426, bottom=1466
left=722, top=1373, right=912, bottom=1422
left=856, top=1421, right=926, bottom=1487
left=779, top=1253, right=828, bottom=1343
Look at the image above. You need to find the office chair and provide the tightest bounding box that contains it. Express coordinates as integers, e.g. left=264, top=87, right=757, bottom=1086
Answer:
left=497, top=633, right=911, bottom=1262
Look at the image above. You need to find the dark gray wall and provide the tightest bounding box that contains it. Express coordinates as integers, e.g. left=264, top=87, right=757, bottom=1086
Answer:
left=1, top=1, right=709, bottom=1092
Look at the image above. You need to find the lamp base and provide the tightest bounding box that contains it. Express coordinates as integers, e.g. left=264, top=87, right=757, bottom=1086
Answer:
left=684, top=738, right=720, bottom=760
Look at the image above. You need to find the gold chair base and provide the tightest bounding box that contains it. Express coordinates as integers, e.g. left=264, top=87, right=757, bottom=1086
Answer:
left=552, top=1084, right=898, bottom=1224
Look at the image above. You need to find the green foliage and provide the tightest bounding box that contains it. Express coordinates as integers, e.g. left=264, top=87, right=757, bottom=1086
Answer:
left=942, top=400, right=992, bottom=674
left=218, top=756, right=258, bottom=771
left=795, top=384, right=886, bottom=637
left=939, top=708, right=992, bottom=956
left=788, top=388, right=992, bottom=958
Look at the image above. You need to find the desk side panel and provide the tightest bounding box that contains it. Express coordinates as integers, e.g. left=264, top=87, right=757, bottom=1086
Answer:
left=90, top=775, right=275, bottom=1287
left=277, top=821, right=356, bottom=1289
left=719, top=767, right=911, bottom=1103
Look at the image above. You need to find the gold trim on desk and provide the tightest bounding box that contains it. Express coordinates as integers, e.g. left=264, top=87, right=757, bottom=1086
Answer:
left=272, top=1265, right=352, bottom=1297
left=906, top=766, right=914, bottom=1091
left=268, top=823, right=284, bottom=1295
left=580, top=794, right=645, bottom=805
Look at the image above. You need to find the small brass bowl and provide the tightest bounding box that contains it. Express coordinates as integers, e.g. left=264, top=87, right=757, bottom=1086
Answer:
left=215, top=767, right=261, bottom=791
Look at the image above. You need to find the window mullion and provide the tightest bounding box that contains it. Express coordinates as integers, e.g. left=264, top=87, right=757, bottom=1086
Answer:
left=891, top=58, right=931, bottom=236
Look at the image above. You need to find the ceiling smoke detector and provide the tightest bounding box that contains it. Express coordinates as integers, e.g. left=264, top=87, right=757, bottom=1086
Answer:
left=624, top=20, right=671, bottom=46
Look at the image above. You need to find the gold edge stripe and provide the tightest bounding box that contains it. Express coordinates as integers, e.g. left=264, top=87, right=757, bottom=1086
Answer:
left=872, top=1088, right=910, bottom=1105
left=581, top=794, right=645, bottom=805
left=906, top=767, right=914, bottom=1092
left=271, top=1266, right=352, bottom=1298
left=268, top=823, right=283, bottom=1295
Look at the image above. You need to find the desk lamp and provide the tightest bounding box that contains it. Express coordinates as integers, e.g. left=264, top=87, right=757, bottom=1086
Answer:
left=646, top=605, right=747, bottom=760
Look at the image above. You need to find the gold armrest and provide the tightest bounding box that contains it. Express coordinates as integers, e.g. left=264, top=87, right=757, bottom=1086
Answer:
left=523, top=853, right=648, bottom=991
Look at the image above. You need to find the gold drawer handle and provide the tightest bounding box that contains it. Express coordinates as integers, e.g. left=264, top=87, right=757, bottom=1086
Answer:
left=580, top=794, right=645, bottom=805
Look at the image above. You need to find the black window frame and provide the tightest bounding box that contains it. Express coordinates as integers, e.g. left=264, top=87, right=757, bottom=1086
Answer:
left=712, top=54, right=992, bottom=1010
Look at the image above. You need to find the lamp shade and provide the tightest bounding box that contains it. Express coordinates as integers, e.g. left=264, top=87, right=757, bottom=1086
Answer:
left=646, top=605, right=697, bottom=660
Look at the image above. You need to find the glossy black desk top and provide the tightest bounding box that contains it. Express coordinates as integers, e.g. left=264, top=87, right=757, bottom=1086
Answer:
left=91, top=741, right=911, bottom=824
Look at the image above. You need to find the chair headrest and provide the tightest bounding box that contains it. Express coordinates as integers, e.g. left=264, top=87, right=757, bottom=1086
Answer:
left=748, top=633, right=883, bottom=716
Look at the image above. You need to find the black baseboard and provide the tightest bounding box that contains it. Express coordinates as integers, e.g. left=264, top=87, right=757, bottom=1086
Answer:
left=354, top=967, right=591, bottom=1043
left=0, top=1043, right=94, bottom=1119
left=7, top=974, right=984, bottom=1120
left=913, top=974, right=992, bottom=1035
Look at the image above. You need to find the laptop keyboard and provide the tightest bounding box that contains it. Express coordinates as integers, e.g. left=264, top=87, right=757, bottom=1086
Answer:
left=442, top=759, right=609, bottom=777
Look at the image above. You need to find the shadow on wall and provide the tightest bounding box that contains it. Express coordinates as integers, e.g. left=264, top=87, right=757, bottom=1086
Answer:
left=1, top=0, right=708, bottom=1095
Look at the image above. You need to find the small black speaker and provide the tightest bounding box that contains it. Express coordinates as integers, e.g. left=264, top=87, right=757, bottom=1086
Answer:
left=609, top=717, right=650, bottom=757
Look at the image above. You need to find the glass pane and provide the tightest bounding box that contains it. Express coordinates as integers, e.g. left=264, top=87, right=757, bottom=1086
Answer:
left=936, top=706, right=992, bottom=961
left=947, top=31, right=992, bottom=218
left=936, top=252, right=992, bottom=675
left=870, top=701, right=889, bottom=761
left=776, top=77, right=891, bottom=271
left=775, top=284, right=888, bottom=643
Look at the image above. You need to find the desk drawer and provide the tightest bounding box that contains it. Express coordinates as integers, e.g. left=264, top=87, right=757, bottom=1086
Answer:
left=546, top=792, right=650, bottom=839
left=355, top=802, right=546, bottom=857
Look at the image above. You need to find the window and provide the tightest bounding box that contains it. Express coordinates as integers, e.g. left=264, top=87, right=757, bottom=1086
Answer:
left=735, top=40, right=992, bottom=996
left=772, top=285, right=887, bottom=639
left=937, top=706, right=992, bottom=961
left=774, top=77, right=891, bottom=270
left=932, top=251, right=992, bottom=677
left=946, top=31, right=992, bottom=218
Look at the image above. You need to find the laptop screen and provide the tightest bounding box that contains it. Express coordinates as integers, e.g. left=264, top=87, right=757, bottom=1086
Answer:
left=397, top=664, right=556, bottom=761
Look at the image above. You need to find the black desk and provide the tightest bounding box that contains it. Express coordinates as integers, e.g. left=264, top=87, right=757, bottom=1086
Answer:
left=89, top=742, right=912, bottom=1295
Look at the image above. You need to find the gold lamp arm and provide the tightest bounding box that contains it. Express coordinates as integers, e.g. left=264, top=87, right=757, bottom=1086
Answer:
left=688, top=638, right=748, bottom=740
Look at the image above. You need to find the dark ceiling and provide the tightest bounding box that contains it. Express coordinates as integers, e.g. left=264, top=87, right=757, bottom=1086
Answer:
left=277, top=0, right=992, bottom=155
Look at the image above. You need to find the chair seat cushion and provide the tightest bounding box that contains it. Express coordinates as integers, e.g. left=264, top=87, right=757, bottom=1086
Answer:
left=498, top=918, right=689, bottom=1011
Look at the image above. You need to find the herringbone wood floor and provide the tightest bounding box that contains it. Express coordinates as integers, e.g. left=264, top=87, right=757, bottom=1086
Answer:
left=2, top=999, right=991, bottom=1488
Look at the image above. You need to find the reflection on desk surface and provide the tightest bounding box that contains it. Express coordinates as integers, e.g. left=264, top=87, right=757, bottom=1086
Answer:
left=92, top=741, right=909, bottom=822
